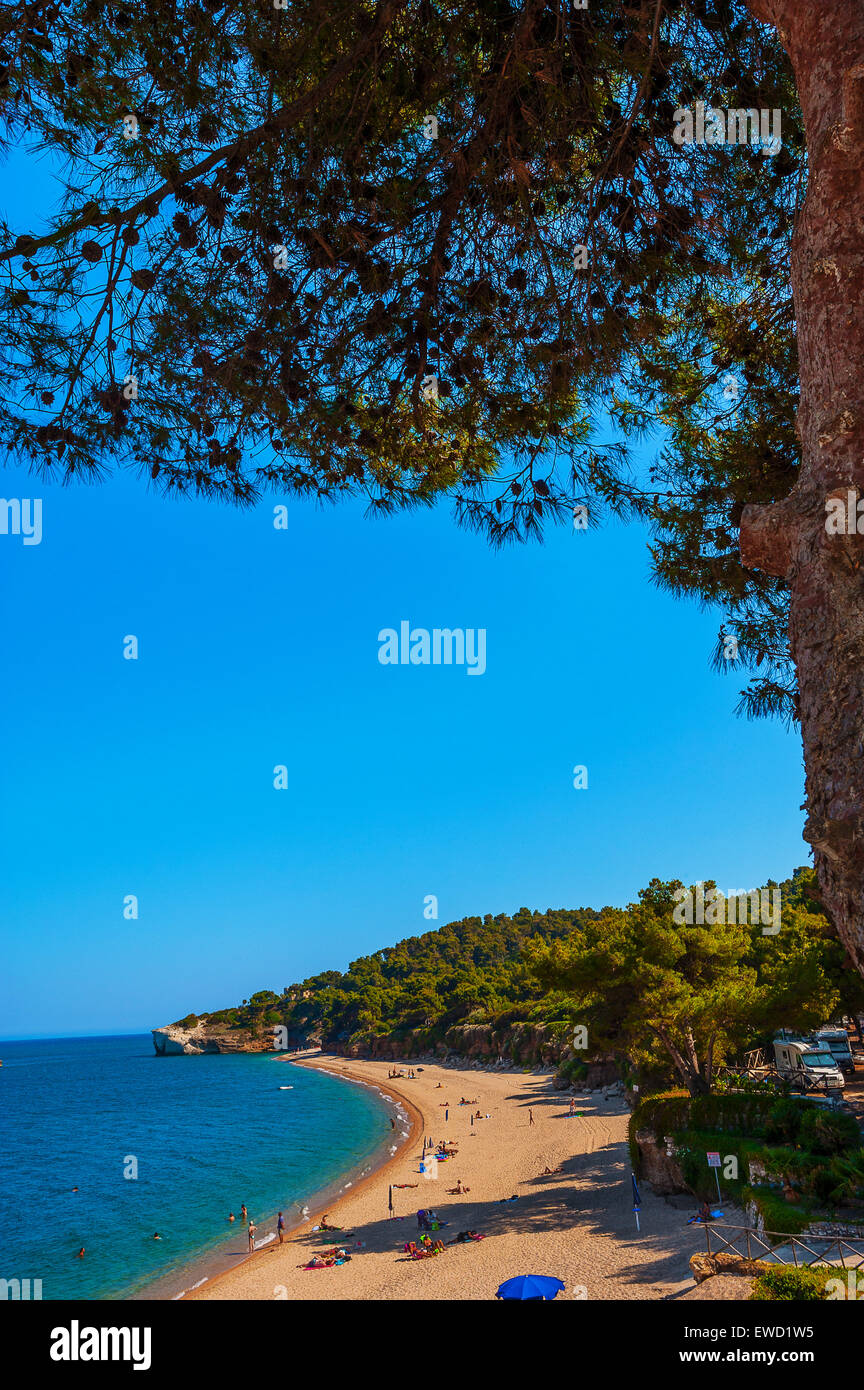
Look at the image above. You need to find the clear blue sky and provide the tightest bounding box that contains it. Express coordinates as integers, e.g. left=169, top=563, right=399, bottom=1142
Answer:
left=0, top=464, right=806, bottom=1038
left=0, top=141, right=807, bottom=1039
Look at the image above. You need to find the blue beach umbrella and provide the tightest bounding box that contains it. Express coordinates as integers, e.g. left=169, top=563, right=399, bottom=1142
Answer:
left=495, top=1275, right=566, bottom=1301
left=631, top=1174, right=642, bottom=1232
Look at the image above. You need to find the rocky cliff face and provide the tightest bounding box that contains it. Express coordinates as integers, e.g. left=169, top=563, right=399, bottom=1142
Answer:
left=334, top=1020, right=621, bottom=1088
left=634, top=1127, right=689, bottom=1195
left=150, top=1013, right=624, bottom=1087
left=151, top=1020, right=273, bottom=1055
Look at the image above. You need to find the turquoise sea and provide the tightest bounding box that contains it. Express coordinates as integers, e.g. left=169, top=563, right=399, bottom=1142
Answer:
left=0, top=1034, right=399, bottom=1300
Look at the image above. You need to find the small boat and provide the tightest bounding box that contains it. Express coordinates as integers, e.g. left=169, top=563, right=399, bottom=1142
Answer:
left=278, top=1085, right=293, bottom=1090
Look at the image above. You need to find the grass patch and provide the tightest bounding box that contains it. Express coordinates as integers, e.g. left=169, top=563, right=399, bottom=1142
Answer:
left=750, top=1266, right=834, bottom=1301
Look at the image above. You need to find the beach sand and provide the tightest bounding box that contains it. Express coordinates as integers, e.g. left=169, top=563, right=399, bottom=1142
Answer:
left=186, top=1053, right=732, bottom=1301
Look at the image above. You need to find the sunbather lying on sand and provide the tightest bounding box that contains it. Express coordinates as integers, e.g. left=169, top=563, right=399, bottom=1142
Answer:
left=303, top=1249, right=353, bottom=1269
left=404, top=1238, right=446, bottom=1258
left=449, top=1229, right=485, bottom=1243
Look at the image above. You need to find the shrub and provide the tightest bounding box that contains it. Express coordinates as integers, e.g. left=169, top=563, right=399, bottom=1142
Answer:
left=635, top=1092, right=791, bottom=1141
left=555, top=1057, right=588, bottom=1085
left=798, top=1108, right=860, bottom=1157
left=744, top=1187, right=814, bottom=1235
left=827, top=1150, right=864, bottom=1204
left=764, top=1098, right=806, bottom=1146
left=750, top=1266, right=833, bottom=1301
left=689, top=1093, right=782, bottom=1137
left=811, top=1166, right=840, bottom=1205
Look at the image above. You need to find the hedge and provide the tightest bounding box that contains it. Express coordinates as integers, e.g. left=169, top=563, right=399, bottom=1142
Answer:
left=750, top=1266, right=834, bottom=1301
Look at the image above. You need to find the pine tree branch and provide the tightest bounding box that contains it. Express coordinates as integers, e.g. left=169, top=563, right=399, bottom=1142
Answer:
left=0, top=0, right=410, bottom=264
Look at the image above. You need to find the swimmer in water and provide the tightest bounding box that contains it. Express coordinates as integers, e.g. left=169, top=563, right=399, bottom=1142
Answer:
left=76, top=1248, right=85, bottom=1259
left=240, top=1204, right=248, bottom=1222
left=71, top=1186, right=79, bottom=1193
left=228, top=1212, right=235, bottom=1222
left=153, top=1232, right=162, bottom=1240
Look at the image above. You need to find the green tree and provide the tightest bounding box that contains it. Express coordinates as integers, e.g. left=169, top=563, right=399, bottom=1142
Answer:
left=529, top=878, right=762, bottom=1094
left=5, top=0, right=864, bottom=965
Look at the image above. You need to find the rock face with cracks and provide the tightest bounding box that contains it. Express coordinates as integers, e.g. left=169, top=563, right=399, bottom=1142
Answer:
left=151, top=1021, right=272, bottom=1054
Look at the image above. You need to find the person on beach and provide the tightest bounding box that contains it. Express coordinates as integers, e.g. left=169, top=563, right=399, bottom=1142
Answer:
left=568, top=1099, right=576, bottom=1117
left=248, top=1222, right=256, bottom=1252
left=528, top=1109, right=535, bottom=1126
left=277, top=1211, right=285, bottom=1243
left=240, top=1204, right=248, bottom=1222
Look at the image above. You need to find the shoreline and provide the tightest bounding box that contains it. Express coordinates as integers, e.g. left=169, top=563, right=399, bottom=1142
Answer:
left=185, top=1056, right=720, bottom=1302
left=156, top=1051, right=422, bottom=1302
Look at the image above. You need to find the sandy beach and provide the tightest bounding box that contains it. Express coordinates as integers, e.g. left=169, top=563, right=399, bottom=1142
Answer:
left=186, top=1052, right=727, bottom=1301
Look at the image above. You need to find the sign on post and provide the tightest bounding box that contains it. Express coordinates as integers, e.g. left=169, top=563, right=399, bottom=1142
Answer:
left=706, top=1152, right=722, bottom=1205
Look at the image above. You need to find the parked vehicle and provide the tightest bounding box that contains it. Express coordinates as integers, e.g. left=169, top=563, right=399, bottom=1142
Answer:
left=813, top=1026, right=856, bottom=1075
left=772, top=1036, right=845, bottom=1094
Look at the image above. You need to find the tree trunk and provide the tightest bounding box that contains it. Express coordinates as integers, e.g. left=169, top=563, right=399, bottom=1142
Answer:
left=654, top=1026, right=710, bottom=1095
left=741, top=0, right=864, bottom=971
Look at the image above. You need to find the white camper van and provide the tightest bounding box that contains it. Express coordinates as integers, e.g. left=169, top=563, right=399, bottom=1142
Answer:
left=813, top=1027, right=856, bottom=1076
left=773, top=1036, right=845, bottom=1093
